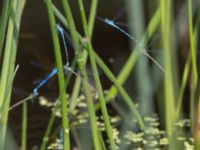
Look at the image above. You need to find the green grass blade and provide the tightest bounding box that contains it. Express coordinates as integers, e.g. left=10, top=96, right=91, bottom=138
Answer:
left=188, top=0, right=198, bottom=133
left=21, top=102, right=27, bottom=150
left=69, top=77, right=81, bottom=112
left=0, top=0, right=10, bottom=58
left=176, top=55, right=191, bottom=119
left=160, top=0, right=175, bottom=139
left=46, top=0, right=70, bottom=149
left=88, top=0, right=98, bottom=36
left=188, top=0, right=198, bottom=85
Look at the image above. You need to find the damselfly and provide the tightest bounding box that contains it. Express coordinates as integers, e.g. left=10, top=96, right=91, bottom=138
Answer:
left=98, top=17, right=165, bottom=73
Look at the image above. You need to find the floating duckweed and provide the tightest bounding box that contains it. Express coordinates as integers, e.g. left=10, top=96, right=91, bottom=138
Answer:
left=47, top=137, right=64, bottom=150
left=65, top=128, right=69, bottom=134
left=39, top=96, right=58, bottom=107
left=146, top=135, right=159, bottom=140
left=189, top=138, right=194, bottom=143
left=175, top=121, right=185, bottom=127
left=96, top=121, right=102, bottom=126
left=175, top=119, right=191, bottom=127
left=77, top=114, right=88, bottom=120
left=44, top=104, right=194, bottom=149
left=142, top=139, right=147, bottom=145
left=159, top=137, right=169, bottom=145
left=184, top=141, right=194, bottom=150
left=77, top=117, right=87, bottom=124
left=47, top=138, right=60, bottom=150
left=77, top=101, right=87, bottom=108
left=113, top=128, right=121, bottom=144
left=100, top=127, right=106, bottom=131
left=94, top=93, right=99, bottom=99
left=124, top=131, right=144, bottom=143
left=110, top=116, right=121, bottom=123
left=96, top=119, right=106, bottom=131
left=144, top=116, right=158, bottom=122
left=159, top=130, right=165, bottom=135
left=71, top=108, right=79, bottom=115
left=99, top=122, right=105, bottom=127
left=177, top=136, right=186, bottom=141
left=39, top=96, right=48, bottom=106
left=55, top=111, right=61, bottom=117
left=79, top=94, right=85, bottom=100
left=146, top=140, right=159, bottom=147
left=51, top=107, right=61, bottom=117
left=66, top=93, right=70, bottom=98
left=144, top=127, right=161, bottom=135
left=55, top=138, right=60, bottom=143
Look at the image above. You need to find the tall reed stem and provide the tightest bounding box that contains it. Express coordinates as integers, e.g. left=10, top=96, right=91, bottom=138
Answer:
left=46, top=0, right=70, bottom=149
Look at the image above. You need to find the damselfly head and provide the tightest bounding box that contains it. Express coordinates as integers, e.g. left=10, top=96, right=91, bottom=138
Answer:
left=56, top=23, right=64, bottom=32
left=96, top=16, right=114, bottom=26
left=104, top=18, right=114, bottom=25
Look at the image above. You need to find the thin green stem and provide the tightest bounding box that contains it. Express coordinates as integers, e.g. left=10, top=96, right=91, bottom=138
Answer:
left=69, top=77, right=81, bottom=112
left=0, top=0, right=10, bottom=57
left=46, top=0, right=70, bottom=149
left=88, top=0, right=98, bottom=36
left=77, top=59, right=102, bottom=149
left=188, top=0, right=198, bottom=133
left=52, top=4, right=68, bottom=28
left=188, top=0, right=198, bottom=85
left=176, top=54, right=191, bottom=119
left=160, top=0, right=176, bottom=139
left=61, top=0, right=80, bottom=52
left=21, top=102, right=27, bottom=150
